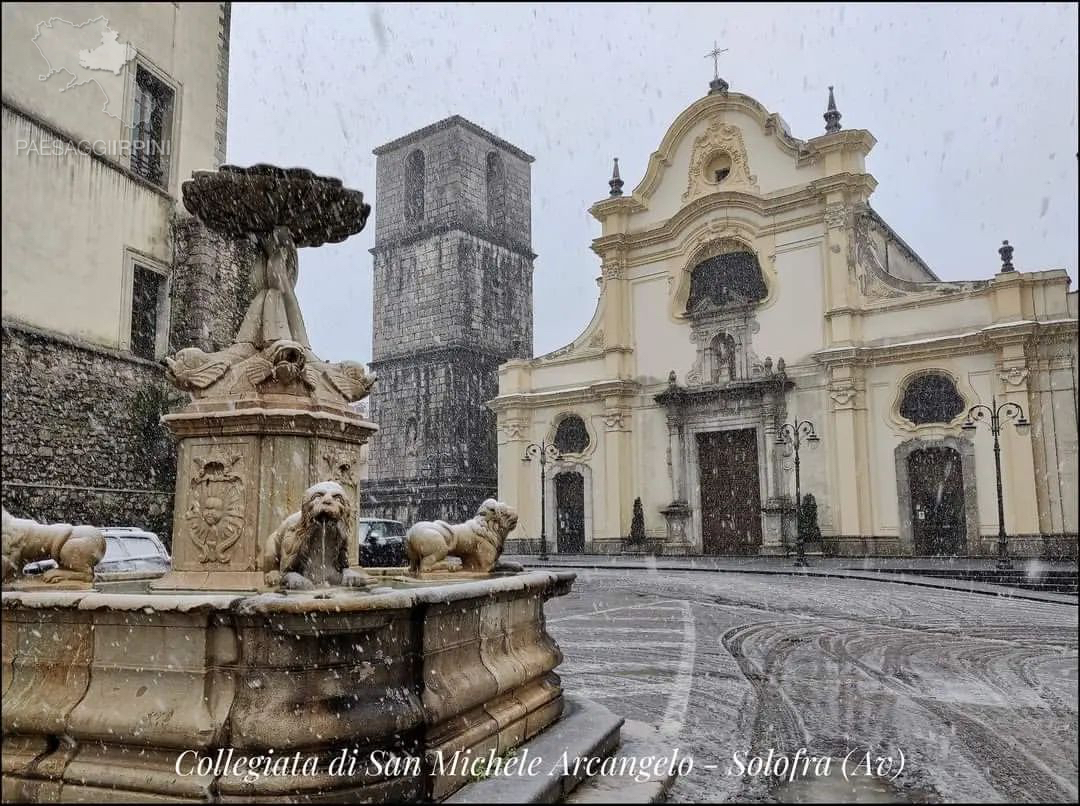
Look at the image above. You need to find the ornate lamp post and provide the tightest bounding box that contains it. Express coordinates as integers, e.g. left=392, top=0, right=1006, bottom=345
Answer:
left=523, top=441, right=562, bottom=560
left=962, top=397, right=1030, bottom=569
left=776, top=417, right=820, bottom=568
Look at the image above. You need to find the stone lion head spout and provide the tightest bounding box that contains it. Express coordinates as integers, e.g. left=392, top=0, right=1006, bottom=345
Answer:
left=262, top=481, right=371, bottom=591
left=302, top=481, right=351, bottom=529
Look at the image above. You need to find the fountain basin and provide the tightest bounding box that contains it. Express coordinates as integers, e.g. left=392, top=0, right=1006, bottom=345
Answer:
left=2, top=571, right=573, bottom=802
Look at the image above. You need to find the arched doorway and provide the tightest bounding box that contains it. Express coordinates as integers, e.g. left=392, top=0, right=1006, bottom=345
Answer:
left=907, top=446, right=966, bottom=555
left=555, top=471, right=585, bottom=554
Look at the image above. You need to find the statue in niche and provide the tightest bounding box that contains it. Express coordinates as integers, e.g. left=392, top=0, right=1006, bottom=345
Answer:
left=710, top=333, right=737, bottom=383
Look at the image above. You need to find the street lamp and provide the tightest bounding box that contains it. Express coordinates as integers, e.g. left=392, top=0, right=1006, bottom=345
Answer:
left=962, top=397, right=1030, bottom=570
left=776, top=417, right=820, bottom=568
left=523, top=441, right=562, bottom=560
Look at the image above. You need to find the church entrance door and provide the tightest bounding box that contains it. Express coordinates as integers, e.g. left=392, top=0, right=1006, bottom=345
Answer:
left=908, top=447, right=966, bottom=555
left=697, top=429, right=762, bottom=554
left=555, top=471, right=585, bottom=554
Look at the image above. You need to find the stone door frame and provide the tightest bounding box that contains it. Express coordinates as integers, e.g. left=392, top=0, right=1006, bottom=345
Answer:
left=683, top=414, right=773, bottom=554
left=544, top=460, right=594, bottom=553
left=894, top=436, right=980, bottom=555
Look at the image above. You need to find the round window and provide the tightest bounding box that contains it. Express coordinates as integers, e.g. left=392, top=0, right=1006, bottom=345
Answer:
left=705, top=152, right=732, bottom=184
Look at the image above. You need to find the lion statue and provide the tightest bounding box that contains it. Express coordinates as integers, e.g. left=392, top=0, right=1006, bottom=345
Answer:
left=2, top=508, right=106, bottom=586
left=406, top=499, right=518, bottom=575
left=261, top=481, right=372, bottom=591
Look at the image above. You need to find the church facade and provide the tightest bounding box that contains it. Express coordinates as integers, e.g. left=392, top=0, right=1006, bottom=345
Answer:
left=491, top=79, right=1078, bottom=559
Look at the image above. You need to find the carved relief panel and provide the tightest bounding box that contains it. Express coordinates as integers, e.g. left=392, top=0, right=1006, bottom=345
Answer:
left=683, top=120, right=759, bottom=204
left=173, top=440, right=257, bottom=571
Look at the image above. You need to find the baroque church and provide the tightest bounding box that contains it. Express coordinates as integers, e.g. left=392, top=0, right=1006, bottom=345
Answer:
left=491, top=75, right=1079, bottom=559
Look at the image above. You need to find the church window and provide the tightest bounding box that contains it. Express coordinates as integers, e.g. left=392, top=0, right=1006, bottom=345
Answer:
left=899, top=373, right=965, bottom=425
left=486, top=152, right=507, bottom=235
left=404, top=150, right=425, bottom=222
left=705, top=152, right=732, bottom=184
left=553, top=415, right=590, bottom=454
left=404, top=416, right=418, bottom=457
left=686, top=250, right=768, bottom=311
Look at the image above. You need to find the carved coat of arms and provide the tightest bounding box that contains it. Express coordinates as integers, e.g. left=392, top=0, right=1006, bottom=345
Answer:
left=184, top=454, right=245, bottom=564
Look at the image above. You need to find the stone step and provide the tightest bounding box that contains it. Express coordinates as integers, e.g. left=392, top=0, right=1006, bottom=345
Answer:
left=564, top=719, right=678, bottom=804
left=447, top=695, right=624, bottom=804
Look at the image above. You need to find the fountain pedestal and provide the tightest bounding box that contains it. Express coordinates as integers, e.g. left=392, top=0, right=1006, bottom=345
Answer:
left=155, top=401, right=377, bottom=591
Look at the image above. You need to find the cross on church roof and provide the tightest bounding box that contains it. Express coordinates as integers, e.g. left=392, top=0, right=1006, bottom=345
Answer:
left=705, top=42, right=730, bottom=95
left=705, top=42, right=728, bottom=80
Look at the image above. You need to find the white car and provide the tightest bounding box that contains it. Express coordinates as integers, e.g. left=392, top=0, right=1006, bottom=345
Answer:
left=22, top=526, right=171, bottom=579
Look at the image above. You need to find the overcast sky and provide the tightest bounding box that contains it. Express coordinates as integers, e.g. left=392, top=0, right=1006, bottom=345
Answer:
left=228, top=3, right=1078, bottom=364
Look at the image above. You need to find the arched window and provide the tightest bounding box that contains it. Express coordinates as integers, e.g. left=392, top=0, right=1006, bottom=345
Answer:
left=486, top=152, right=507, bottom=235
left=686, top=250, right=767, bottom=311
left=553, top=415, right=590, bottom=454
left=899, top=373, right=965, bottom=425
left=404, top=150, right=425, bottom=222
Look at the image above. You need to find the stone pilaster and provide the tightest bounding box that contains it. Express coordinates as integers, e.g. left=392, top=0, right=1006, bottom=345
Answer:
left=601, top=403, right=632, bottom=539
left=828, top=364, right=872, bottom=538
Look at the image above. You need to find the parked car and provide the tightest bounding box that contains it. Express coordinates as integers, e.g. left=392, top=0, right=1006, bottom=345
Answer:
left=23, top=527, right=171, bottom=579
left=358, top=518, right=407, bottom=567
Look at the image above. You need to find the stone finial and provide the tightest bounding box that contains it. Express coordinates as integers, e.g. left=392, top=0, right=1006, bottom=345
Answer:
left=668, top=369, right=678, bottom=387
left=824, top=86, right=842, bottom=133
left=999, top=240, right=1015, bottom=272
left=608, top=158, right=624, bottom=197
left=708, top=76, right=730, bottom=95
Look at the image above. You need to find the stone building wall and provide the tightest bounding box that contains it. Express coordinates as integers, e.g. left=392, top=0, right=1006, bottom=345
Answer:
left=365, top=117, right=534, bottom=523
left=1, top=222, right=254, bottom=545
left=1, top=321, right=181, bottom=539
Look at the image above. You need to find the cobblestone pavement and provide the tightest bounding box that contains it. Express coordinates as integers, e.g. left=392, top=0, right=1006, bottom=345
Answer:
left=545, top=569, right=1078, bottom=803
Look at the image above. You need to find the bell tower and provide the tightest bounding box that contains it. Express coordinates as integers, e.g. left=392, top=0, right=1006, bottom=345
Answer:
left=365, top=116, right=534, bottom=523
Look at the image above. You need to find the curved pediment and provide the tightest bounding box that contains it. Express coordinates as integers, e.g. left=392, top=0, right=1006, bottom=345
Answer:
left=631, top=92, right=811, bottom=209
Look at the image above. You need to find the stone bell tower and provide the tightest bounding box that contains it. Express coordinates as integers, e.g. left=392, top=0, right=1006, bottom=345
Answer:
left=365, top=116, right=534, bottom=523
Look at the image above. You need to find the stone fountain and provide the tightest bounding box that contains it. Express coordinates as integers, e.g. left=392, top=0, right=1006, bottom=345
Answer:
left=1, top=165, right=586, bottom=803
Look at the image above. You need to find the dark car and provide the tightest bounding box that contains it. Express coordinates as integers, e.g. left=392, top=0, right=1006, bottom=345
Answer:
left=358, top=518, right=407, bottom=567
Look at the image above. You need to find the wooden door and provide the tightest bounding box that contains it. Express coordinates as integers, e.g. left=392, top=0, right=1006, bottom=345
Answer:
left=697, top=429, right=762, bottom=554
left=908, top=447, right=966, bottom=555
left=555, top=472, right=585, bottom=553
